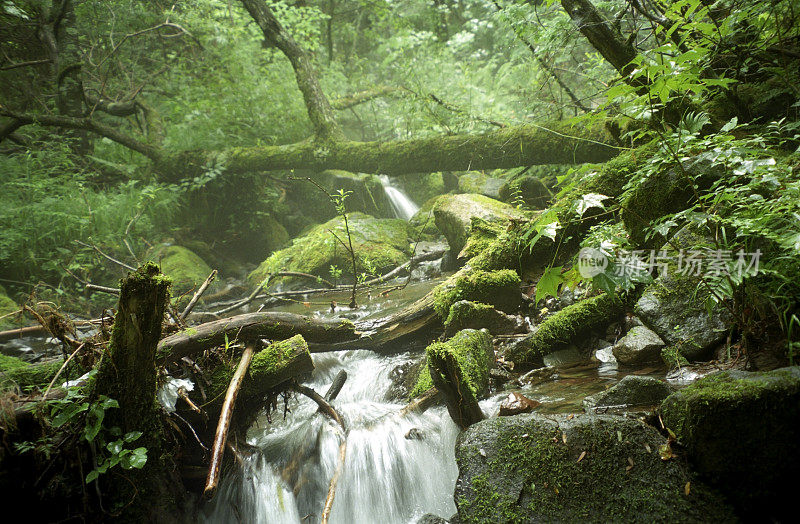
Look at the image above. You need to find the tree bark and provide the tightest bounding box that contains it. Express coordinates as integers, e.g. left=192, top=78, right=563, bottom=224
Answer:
left=156, top=311, right=359, bottom=363
left=241, top=0, right=342, bottom=141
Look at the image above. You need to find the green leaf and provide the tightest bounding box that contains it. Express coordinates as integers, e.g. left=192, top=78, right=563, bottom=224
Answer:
left=575, top=193, right=608, bottom=217
left=535, top=266, right=564, bottom=304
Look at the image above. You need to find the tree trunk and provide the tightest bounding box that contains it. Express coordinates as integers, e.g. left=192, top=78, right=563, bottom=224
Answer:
left=156, top=311, right=359, bottom=363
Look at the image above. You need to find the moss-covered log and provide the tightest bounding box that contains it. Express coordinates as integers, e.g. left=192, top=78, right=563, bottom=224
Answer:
left=504, top=293, right=625, bottom=368
left=156, top=312, right=357, bottom=363
left=428, top=343, right=486, bottom=430
left=0, top=354, right=63, bottom=392
left=153, top=119, right=618, bottom=182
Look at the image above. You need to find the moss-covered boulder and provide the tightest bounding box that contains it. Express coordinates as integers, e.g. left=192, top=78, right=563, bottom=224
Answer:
left=0, top=285, right=21, bottom=331
left=322, top=170, right=395, bottom=218
left=634, top=228, right=733, bottom=363
left=454, top=413, right=734, bottom=523
left=457, top=171, right=507, bottom=200
left=0, top=354, right=63, bottom=391
left=660, top=367, right=800, bottom=515
left=148, top=245, right=217, bottom=301
left=497, top=164, right=568, bottom=208
left=583, top=375, right=672, bottom=411
left=456, top=216, right=508, bottom=265
left=432, top=269, right=522, bottom=320
left=504, top=293, right=624, bottom=368
left=433, top=193, right=525, bottom=257
left=444, top=301, right=518, bottom=337
left=409, top=329, right=494, bottom=399
left=248, top=212, right=414, bottom=288
left=612, top=325, right=666, bottom=367
left=621, top=152, right=726, bottom=247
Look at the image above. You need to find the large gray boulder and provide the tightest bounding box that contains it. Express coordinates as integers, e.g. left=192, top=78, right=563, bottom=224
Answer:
left=612, top=325, right=666, bottom=366
left=583, top=375, right=672, bottom=411
left=661, top=366, right=800, bottom=516
left=455, top=413, right=734, bottom=523
left=457, top=171, right=506, bottom=200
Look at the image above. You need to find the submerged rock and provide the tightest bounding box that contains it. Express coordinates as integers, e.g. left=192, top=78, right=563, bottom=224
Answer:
left=443, top=300, right=519, bottom=337
left=433, top=193, right=524, bottom=257
left=660, top=366, right=800, bottom=516
left=498, top=392, right=540, bottom=416
left=583, top=375, right=672, bottom=411
left=454, top=413, right=734, bottom=523
left=612, top=325, right=666, bottom=367
left=248, top=212, right=414, bottom=288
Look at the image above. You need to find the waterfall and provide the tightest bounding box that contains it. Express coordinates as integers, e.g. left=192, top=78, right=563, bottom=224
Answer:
left=379, top=175, right=419, bottom=220
left=202, top=350, right=459, bottom=524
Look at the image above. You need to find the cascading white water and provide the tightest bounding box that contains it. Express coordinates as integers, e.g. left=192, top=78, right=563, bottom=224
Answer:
left=202, top=350, right=459, bottom=524
left=379, top=175, right=419, bottom=220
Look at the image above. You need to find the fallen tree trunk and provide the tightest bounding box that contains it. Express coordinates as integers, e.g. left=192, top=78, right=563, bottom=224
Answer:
left=157, top=311, right=358, bottom=363
left=428, top=348, right=485, bottom=430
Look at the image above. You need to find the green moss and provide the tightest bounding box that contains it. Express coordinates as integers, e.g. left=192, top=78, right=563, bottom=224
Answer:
left=397, top=172, right=445, bottom=203
left=408, top=195, right=445, bottom=240
left=0, top=356, right=63, bottom=391
left=457, top=217, right=506, bottom=261
left=432, top=269, right=522, bottom=320
left=505, top=293, right=624, bottom=367
left=248, top=212, right=414, bottom=287
left=456, top=414, right=732, bottom=523
left=147, top=245, right=215, bottom=300
left=0, top=286, right=20, bottom=331
left=409, top=329, right=494, bottom=399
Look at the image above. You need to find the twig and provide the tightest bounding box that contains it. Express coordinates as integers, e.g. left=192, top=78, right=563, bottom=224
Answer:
left=75, top=240, right=135, bottom=271
left=203, top=340, right=258, bottom=500
left=269, top=271, right=336, bottom=289
left=290, top=382, right=345, bottom=431
left=180, top=270, right=217, bottom=321
left=41, top=343, right=85, bottom=400
left=86, top=283, right=120, bottom=295
left=212, top=283, right=265, bottom=316
left=323, top=440, right=346, bottom=524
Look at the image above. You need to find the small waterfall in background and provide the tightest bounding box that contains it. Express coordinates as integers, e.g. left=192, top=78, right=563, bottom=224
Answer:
left=379, top=175, right=419, bottom=220
left=202, top=350, right=459, bottom=524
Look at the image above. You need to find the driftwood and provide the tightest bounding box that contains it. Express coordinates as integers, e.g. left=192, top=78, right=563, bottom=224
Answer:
left=204, top=340, right=257, bottom=500
left=428, top=350, right=485, bottom=430
left=324, top=370, right=347, bottom=402
left=180, top=269, right=217, bottom=321
left=156, top=312, right=359, bottom=363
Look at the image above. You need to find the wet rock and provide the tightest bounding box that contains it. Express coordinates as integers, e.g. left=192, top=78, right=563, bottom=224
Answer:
left=443, top=300, right=519, bottom=337
left=498, top=174, right=550, bottom=208
left=433, top=193, right=525, bottom=257
left=542, top=346, right=583, bottom=368
left=498, top=392, right=540, bottom=416
left=612, top=325, right=666, bottom=367
left=409, top=196, right=446, bottom=241
left=248, top=213, right=414, bottom=288
left=660, top=366, right=800, bottom=516
left=405, top=428, right=424, bottom=440
left=385, top=358, right=424, bottom=401
left=583, top=375, right=672, bottom=411
left=454, top=413, right=734, bottom=523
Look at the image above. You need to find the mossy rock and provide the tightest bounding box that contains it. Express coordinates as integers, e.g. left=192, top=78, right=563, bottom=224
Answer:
left=0, top=354, right=64, bottom=392
left=611, top=325, right=666, bottom=367
left=620, top=152, right=726, bottom=247
left=504, top=293, right=624, bottom=368
left=409, top=329, right=494, bottom=399
left=454, top=413, right=734, bottom=523
left=0, top=285, right=22, bottom=331
left=248, top=212, right=414, bottom=288
left=583, top=375, right=672, bottom=411
left=660, top=366, right=800, bottom=516
left=148, top=245, right=218, bottom=302
left=433, top=193, right=525, bottom=256
left=432, top=269, right=522, bottom=320
left=444, top=300, right=518, bottom=337
left=395, top=172, right=446, bottom=204
left=457, top=216, right=508, bottom=264
left=457, top=171, right=507, bottom=200
left=634, top=226, right=733, bottom=363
